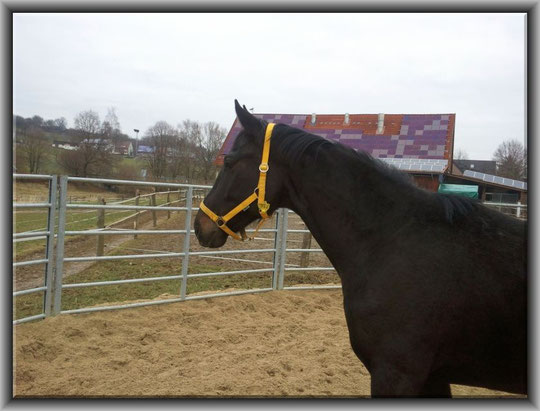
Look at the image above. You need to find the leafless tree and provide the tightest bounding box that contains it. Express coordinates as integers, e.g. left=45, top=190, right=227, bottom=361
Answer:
left=168, top=135, right=188, bottom=181
left=74, top=110, right=101, bottom=140
left=493, top=139, right=527, bottom=180
left=200, top=121, right=226, bottom=183
left=18, top=127, right=49, bottom=174
left=57, top=139, right=116, bottom=177
left=102, top=107, right=123, bottom=141
left=178, top=120, right=203, bottom=182
left=144, top=121, right=177, bottom=180
left=53, top=117, right=68, bottom=131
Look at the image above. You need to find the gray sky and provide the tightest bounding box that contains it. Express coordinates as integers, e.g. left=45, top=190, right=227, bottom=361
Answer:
left=13, top=13, right=525, bottom=160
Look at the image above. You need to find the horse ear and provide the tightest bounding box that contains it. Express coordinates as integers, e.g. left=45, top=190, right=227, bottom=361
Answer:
left=235, top=99, right=263, bottom=137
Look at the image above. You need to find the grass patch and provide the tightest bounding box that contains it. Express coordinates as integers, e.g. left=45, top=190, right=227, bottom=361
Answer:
left=13, top=291, right=45, bottom=320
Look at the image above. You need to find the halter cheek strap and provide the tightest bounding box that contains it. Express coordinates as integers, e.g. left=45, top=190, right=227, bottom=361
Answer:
left=199, top=122, right=275, bottom=241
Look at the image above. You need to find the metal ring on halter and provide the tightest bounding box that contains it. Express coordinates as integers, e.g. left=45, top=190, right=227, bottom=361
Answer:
left=259, top=163, right=269, bottom=173
left=216, top=217, right=225, bottom=227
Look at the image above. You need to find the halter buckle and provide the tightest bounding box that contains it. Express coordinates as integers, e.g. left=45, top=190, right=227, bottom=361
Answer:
left=258, top=201, right=270, bottom=214
left=259, top=163, right=269, bottom=173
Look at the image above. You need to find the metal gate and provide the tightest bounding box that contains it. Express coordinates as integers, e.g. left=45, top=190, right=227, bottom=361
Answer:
left=13, top=175, right=339, bottom=324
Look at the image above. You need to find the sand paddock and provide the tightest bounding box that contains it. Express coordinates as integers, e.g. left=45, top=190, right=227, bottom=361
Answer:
left=13, top=289, right=521, bottom=398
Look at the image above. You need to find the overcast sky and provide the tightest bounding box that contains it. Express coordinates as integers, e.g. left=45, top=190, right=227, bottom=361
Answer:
left=13, top=13, right=525, bottom=160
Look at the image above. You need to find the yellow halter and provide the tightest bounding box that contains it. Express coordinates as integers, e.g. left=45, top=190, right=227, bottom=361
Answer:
left=199, top=123, right=275, bottom=241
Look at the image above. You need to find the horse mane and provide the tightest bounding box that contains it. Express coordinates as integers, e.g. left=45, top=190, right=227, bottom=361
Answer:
left=272, top=123, right=477, bottom=224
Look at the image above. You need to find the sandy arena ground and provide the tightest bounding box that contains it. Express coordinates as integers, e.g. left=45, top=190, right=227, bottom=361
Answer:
left=13, top=289, right=522, bottom=398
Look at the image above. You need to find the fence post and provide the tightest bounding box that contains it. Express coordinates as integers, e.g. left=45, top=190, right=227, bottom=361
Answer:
left=277, top=209, right=289, bottom=290
left=517, top=201, right=521, bottom=219
left=151, top=188, right=157, bottom=227
left=300, top=224, right=312, bottom=268
left=43, top=175, right=57, bottom=317
left=272, top=209, right=283, bottom=290
left=180, top=186, right=194, bottom=300
left=134, top=189, right=140, bottom=239
left=166, top=188, right=171, bottom=219
left=53, top=175, right=68, bottom=316
left=96, top=197, right=105, bottom=256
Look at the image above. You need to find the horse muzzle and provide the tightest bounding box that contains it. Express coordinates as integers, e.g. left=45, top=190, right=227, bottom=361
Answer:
left=194, top=210, right=228, bottom=248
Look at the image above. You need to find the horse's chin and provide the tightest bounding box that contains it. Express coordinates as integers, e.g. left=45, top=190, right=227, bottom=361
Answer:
left=197, top=233, right=227, bottom=248
left=195, top=225, right=228, bottom=248
left=194, top=211, right=228, bottom=248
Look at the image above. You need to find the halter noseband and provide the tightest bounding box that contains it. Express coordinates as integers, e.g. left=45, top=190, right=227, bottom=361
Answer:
left=199, top=123, right=275, bottom=241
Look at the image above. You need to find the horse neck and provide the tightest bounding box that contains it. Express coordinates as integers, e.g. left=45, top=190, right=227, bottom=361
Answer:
left=278, top=145, right=422, bottom=275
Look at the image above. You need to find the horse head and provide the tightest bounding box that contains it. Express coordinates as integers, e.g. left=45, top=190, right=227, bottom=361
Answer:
left=194, top=100, right=286, bottom=248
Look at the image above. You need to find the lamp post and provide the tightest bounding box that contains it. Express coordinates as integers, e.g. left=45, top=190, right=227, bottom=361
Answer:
left=134, top=128, right=139, bottom=155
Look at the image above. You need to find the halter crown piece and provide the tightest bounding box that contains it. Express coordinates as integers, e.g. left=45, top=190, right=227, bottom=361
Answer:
left=199, top=123, right=276, bottom=241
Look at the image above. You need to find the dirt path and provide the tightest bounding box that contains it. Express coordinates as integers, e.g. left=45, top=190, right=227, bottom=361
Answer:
left=13, top=289, right=522, bottom=398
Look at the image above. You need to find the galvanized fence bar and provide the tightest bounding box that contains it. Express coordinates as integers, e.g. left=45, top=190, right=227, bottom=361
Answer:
left=13, top=314, right=46, bottom=325
left=43, top=176, right=57, bottom=316
left=63, top=275, right=184, bottom=289
left=285, top=248, right=324, bottom=253
left=67, top=204, right=187, bottom=211
left=187, top=268, right=274, bottom=279
left=64, top=229, right=187, bottom=236
left=13, top=203, right=51, bottom=209
left=53, top=176, right=68, bottom=315
left=13, top=231, right=50, bottom=239
left=284, top=285, right=342, bottom=291
left=13, top=259, right=49, bottom=267
left=59, top=288, right=274, bottom=316
left=61, top=268, right=275, bottom=291
left=277, top=208, right=289, bottom=290
left=180, top=187, right=193, bottom=300
left=271, top=209, right=283, bottom=290
left=63, top=253, right=184, bottom=263
left=13, top=174, right=54, bottom=180
left=284, top=267, right=335, bottom=272
left=66, top=176, right=212, bottom=189
left=64, top=228, right=275, bottom=236
left=13, top=286, right=48, bottom=297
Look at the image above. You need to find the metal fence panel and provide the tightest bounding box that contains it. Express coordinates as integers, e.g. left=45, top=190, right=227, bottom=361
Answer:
left=13, top=174, right=57, bottom=323
left=13, top=175, right=338, bottom=322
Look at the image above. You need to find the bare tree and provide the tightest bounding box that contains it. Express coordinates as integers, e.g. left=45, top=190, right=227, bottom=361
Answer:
left=57, top=149, right=86, bottom=176
left=144, top=121, right=177, bottom=180
left=493, top=139, right=527, bottom=180
left=454, top=148, right=469, bottom=160
left=168, top=135, right=188, bottom=181
left=102, top=107, right=122, bottom=141
left=200, top=121, right=226, bottom=183
left=57, top=139, right=116, bottom=177
left=53, top=117, right=68, bottom=131
left=74, top=110, right=101, bottom=140
left=178, top=120, right=202, bottom=182
left=18, top=127, right=49, bottom=174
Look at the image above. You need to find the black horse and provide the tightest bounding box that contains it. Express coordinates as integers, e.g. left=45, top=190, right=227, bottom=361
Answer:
left=194, top=101, right=527, bottom=397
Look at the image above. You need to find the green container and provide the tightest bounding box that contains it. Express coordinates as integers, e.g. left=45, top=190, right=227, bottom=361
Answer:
left=438, top=183, right=479, bottom=199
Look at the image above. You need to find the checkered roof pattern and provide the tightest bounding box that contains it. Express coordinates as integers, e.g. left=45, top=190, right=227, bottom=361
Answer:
left=216, top=113, right=455, bottom=173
